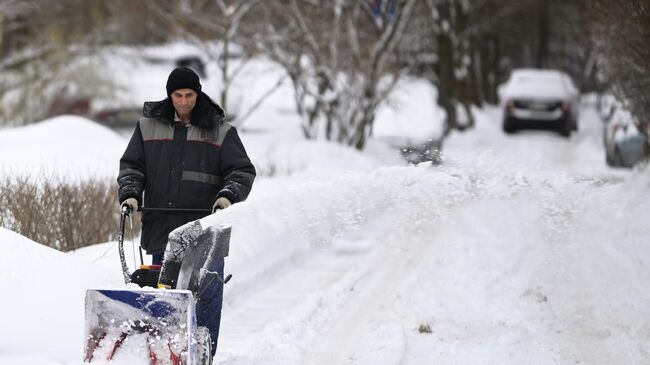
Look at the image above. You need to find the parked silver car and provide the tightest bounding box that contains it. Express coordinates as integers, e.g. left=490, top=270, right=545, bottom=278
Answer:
left=499, top=69, right=580, bottom=136
left=603, top=106, right=647, bottom=167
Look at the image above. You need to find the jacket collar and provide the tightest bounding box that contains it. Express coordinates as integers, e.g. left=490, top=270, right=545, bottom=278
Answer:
left=142, top=91, right=225, bottom=129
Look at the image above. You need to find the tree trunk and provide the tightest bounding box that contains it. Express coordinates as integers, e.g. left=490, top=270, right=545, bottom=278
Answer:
left=537, top=0, right=550, bottom=68
left=436, top=2, right=457, bottom=132
left=221, top=31, right=230, bottom=112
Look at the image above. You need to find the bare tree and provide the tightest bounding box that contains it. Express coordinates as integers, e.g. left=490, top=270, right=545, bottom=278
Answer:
left=0, top=1, right=130, bottom=126
left=422, top=0, right=477, bottom=138
left=255, top=0, right=417, bottom=150
left=145, top=0, right=282, bottom=124
left=590, top=0, right=650, bottom=140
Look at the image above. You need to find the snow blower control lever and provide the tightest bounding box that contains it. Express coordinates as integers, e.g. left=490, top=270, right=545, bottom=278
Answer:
left=118, top=205, right=132, bottom=285
left=118, top=205, right=219, bottom=287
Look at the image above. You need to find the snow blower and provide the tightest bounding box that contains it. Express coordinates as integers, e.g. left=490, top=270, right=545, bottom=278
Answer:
left=84, top=205, right=231, bottom=365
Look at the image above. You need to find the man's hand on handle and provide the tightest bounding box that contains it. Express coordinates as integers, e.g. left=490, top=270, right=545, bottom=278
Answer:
left=212, top=197, right=231, bottom=213
left=121, top=197, right=138, bottom=214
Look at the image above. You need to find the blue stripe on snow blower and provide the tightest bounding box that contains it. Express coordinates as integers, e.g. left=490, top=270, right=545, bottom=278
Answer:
left=95, top=289, right=189, bottom=318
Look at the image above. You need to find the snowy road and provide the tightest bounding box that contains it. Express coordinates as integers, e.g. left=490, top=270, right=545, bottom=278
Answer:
left=207, top=104, right=650, bottom=364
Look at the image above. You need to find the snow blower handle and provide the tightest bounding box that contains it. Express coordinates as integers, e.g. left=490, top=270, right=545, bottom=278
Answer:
left=118, top=206, right=214, bottom=286
left=138, top=207, right=213, bottom=214
left=118, top=205, right=132, bottom=285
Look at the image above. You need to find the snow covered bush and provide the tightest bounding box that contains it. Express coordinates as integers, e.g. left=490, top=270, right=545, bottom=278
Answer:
left=255, top=0, right=417, bottom=150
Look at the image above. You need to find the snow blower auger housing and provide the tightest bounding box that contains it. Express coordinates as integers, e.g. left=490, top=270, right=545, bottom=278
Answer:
left=84, top=205, right=231, bottom=365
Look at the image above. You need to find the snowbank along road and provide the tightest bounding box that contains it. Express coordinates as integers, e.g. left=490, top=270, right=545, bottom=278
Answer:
left=207, top=104, right=650, bottom=365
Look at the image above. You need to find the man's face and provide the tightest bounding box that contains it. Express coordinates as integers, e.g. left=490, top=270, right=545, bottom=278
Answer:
left=171, top=88, right=197, bottom=116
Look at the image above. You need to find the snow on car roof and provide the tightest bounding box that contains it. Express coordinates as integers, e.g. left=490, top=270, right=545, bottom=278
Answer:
left=501, top=69, right=577, bottom=100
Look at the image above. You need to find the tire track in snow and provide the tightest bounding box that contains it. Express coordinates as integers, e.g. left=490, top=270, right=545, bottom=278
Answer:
left=217, top=246, right=370, bottom=363
left=304, top=239, right=412, bottom=365
left=286, top=208, right=449, bottom=364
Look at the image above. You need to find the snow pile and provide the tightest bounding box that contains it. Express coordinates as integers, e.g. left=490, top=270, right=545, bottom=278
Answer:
left=0, top=228, right=117, bottom=364
left=0, top=115, right=127, bottom=181
left=244, top=136, right=404, bottom=177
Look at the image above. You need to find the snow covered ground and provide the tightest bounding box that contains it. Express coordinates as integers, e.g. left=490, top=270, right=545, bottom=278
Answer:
left=1, top=54, right=649, bottom=365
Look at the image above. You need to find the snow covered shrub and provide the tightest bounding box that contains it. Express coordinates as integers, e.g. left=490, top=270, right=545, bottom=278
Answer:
left=0, top=176, right=138, bottom=251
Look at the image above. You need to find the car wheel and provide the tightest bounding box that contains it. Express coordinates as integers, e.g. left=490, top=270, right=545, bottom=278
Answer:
left=503, top=119, right=516, bottom=134
left=197, top=326, right=212, bottom=365
left=605, top=149, right=615, bottom=166
left=613, top=146, right=627, bottom=167
left=559, top=121, right=572, bottom=137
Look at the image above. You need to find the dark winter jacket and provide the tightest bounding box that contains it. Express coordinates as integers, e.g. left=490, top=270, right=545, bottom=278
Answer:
left=117, top=92, right=255, bottom=254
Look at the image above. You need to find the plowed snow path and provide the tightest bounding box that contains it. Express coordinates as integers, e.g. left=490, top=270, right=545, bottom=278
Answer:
left=219, top=248, right=365, bottom=355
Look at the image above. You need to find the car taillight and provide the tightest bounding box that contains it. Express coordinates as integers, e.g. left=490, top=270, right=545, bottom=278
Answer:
left=506, top=99, right=514, bottom=110
left=561, top=101, right=571, bottom=112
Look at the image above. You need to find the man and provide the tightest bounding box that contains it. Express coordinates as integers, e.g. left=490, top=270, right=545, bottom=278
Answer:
left=117, top=67, right=255, bottom=357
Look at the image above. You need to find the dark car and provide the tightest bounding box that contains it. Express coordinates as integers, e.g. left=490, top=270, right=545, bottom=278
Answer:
left=92, top=107, right=142, bottom=128
left=500, top=69, right=580, bottom=137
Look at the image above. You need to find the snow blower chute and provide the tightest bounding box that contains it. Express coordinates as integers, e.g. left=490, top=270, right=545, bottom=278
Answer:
left=84, top=205, right=231, bottom=365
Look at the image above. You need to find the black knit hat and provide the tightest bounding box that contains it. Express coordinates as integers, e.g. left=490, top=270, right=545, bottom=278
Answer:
left=166, top=67, right=202, bottom=96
